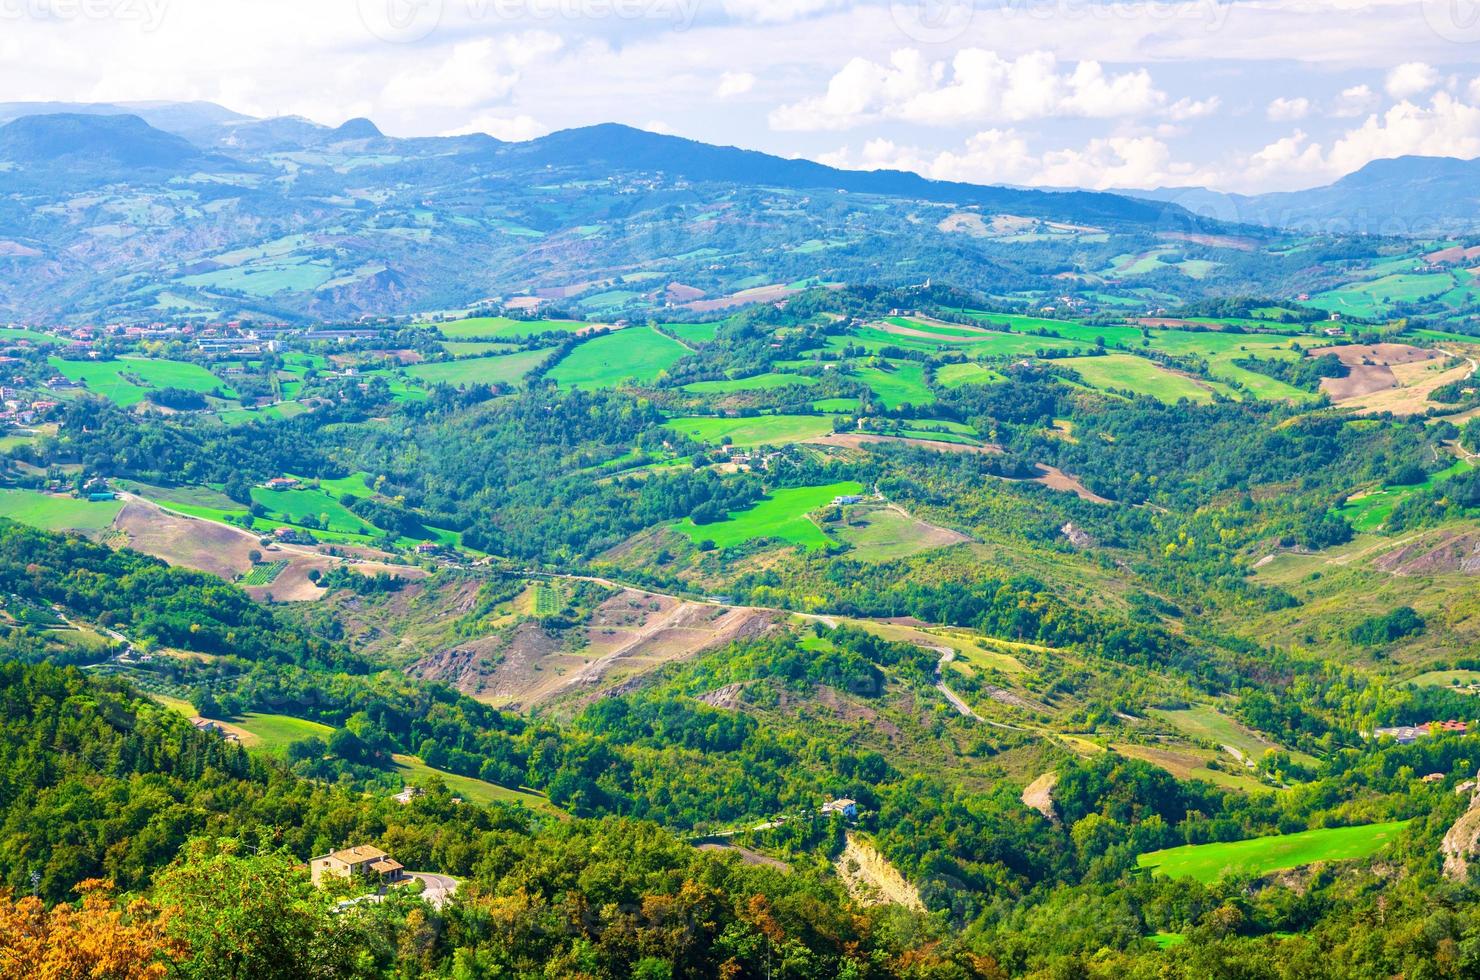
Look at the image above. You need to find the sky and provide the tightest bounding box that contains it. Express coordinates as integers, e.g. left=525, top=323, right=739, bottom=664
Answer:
left=3, top=0, right=1480, bottom=193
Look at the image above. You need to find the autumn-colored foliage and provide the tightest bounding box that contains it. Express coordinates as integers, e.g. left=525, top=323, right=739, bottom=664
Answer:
left=0, top=879, right=182, bottom=980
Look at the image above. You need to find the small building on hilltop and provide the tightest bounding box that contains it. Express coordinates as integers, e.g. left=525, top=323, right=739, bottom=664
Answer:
left=311, top=845, right=405, bottom=888
left=822, top=798, right=858, bottom=820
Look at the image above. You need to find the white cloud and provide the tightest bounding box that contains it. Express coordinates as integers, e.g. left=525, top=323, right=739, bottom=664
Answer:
left=1166, top=96, right=1220, bottom=121
left=1266, top=97, right=1310, bottom=122
left=1385, top=61, right=1438, bottom=99
left=715, top=71, right=756, bottom=98
left=770, top=48, right=1168, bottom=131
left=1332, top=84, right=1379, bottom=118
left=1328, top=92, right=1480, bottom=173
left=444, top=113, right=549, bottom=142
left=382, top=33, right=563, bottom=112
left=821, top=128, right=1207, bottom=191
left=1221, top=93, right=1480, bottom=191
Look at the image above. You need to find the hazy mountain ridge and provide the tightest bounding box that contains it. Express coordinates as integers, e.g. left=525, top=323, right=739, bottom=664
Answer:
left=0, top=103, right=1282, bottom=322
left=1125, top=156, right=1480, bottom=236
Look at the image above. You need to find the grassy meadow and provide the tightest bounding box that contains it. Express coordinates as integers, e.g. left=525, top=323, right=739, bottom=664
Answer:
left=1137, top=821, right=1411, bottom=884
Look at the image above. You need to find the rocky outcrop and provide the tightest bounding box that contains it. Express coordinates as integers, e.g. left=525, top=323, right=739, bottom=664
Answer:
left=1443, top=769, right=1480, bottom=880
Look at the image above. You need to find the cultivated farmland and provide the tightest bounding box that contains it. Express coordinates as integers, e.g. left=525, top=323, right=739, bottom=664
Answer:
left=663, top=414, right=838, bottom=447
left=1137, top=821, right=1411, bottom=883
left=548, top=327, right=689, bottom=388
left=673, top=480, right=864, bottom=550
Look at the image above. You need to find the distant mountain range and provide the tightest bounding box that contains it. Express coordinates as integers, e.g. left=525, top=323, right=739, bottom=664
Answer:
left=1123, top=156, right=1480, bottom=237
left=0, top=101, right=1467, bottom=324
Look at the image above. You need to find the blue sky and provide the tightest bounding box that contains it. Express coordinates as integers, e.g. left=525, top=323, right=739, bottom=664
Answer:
left=5, top=0, right=1480, bottom=192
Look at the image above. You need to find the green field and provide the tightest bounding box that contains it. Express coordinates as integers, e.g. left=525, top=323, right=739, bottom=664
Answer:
left=439, top=341, right=520, bottom=357
left=217, top=401, right=309, bottom=426
left=389, top=754, right=560, bottom=813
left=152, top=703, right=337, bottom=754
left=1138, top=820, right=1410, bottom=884
left=1310, top=272, right=1457, bottom=318
left=851, top=362, right=934, bottom=409
left=531, top=582, right=562, bottom=617
left=1406, top=669, right=1480, bottom=688
left=936, top=363, right=1005, bottom=388
left=548, top=327, right=689, bottom=388
left=49, top=356, right=234, bottom=407
left=220, top=712, right=330, bottom=752
left=1148, top=703, right=1316, bottom=768
left=683, top=372, right=819, bottom=394
left=1058, top=354, right=1223, bottom=403
left=846, top=325, right=1088, bottom=358
left=0, top=327, right=67, bottom=345
left=663, top=414, right=836, bottom=447
left=314, top=472, right=376, bottom=498
left=251, top=485, right=376, bottom=536
left=427, top=316, right=592, bottom=339
left=406, top=348, right=553, bottom=387
left=673, top=481, right=864, bottom=550
left=663, top=322, right=722, bottom=343
left=832, top=503, right=965, bottom=561
left=1336, top=458, right=1474, bottom=532
left=238, top=560, right=289, bottom=585
left=0, top=489, right=122, bottom=531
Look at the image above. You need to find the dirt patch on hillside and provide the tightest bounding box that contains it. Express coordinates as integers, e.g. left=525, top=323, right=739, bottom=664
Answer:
left=1159, top=231, right=1258, bottom=251
left=1427, top=245, right=1480, bottom=266
left=112, top=499, right=258, bottom=580
left=569, top=593, right=776, bottom=693
left=806, top=432, right=1003, bottom=454
left=835, top=834, right=924, bottom=911
left=1033, top=465, right=1110, bottom=503
left=873, top=319, right=990, bottom=343
left=1373, top=528, right=1480, bottom=576
left=1321, top=363, right=1399, bottom=400
left=1021, top=772, right=1059, bottom=823
left=110, top=496, right=423, bottom=602
left=686, top=284, right=797, bottom=313
left=1311, top=343, right=1445, bottom=403
left=665, top=282, right=705, bottom=303
left=698, top=842, right=791, bottom=871
left=697, top=682, right=748, bottom=709
left=410, top=589, right=777, bottom=711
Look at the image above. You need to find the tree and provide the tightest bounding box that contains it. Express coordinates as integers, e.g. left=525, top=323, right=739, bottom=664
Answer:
left=152, top=839, right=356, bottom=980
left=192, top=687, right=221, bottom=719
left=0, top=879, right=182, bottom=979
